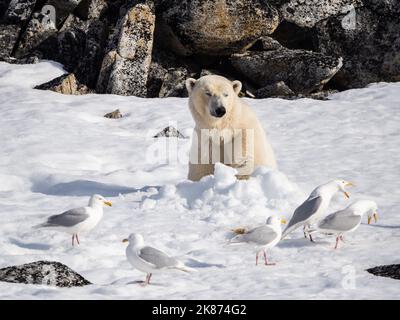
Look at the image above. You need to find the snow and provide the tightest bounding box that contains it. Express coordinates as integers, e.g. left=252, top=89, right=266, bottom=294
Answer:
left=0, top=61, right=399, bottom=299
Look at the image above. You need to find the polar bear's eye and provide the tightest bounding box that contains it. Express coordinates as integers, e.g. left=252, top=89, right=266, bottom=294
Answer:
left=223, top=93, right=229, bottom=97
left=205, top=92, right=212, bottom=97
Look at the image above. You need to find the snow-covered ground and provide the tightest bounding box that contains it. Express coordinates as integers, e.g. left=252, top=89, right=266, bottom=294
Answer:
left=0, top=61, right=399, bottom=299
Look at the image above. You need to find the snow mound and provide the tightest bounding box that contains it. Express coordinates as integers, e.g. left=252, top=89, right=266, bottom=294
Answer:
left=143, top=163, right=303, bottom=226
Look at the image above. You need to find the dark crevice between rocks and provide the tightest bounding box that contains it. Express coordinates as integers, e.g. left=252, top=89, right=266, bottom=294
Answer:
left=270, top=20, right=316, bottom=51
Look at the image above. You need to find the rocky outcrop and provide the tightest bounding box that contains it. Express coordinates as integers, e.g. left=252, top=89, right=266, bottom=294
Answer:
left=0, top=0, right=399, bottom=98
left=34, top=73, right=91, bottom=94
left=0, top=261, right=91, bottom=287
left=231, top=49, right=343, bottom=94
left=155, top=0, right=280, bottom=56
left=314, top=1, right=400, bottom=88
left=97, top=0, right=155, bottom=96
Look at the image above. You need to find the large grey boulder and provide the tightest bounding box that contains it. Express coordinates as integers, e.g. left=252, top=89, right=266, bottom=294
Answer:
left=278, top=0, right=362, bottom=28
left=231, top=49, right=343, bottom=94
left=97, top=0, right=155, bottom=96
left=314, top=1, right=400, bottom=88
left=34, top=73, right=92, bottom=94
left=155, top=0, right=279, bottom=56
left=0, top=261, right=91, bottom=287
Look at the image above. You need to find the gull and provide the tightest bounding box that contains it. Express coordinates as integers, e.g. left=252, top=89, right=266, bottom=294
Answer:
left=229, top=216, right=286, bottom=265
left=122, top=233, right=195, bottom=285
left=34, top=194, right=112, bottom=246
left=282, top=180, right=354, bottom=241
left=309, top=200, right=378, bottom=249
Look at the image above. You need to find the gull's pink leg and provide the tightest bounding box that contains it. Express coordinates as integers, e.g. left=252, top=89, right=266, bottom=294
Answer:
left=256, top=252, right=259, bottom=266
left=264, top=250, right=276, bottom=266
left=340, top=235, right=345, bottom=242
left=144, top=273, right=152, bottom=285
left=76, top=234, right=80, bottom=245
left=303, top=225, right=307, bottom=238
left=334, top=236, right=340, bottom=249
left=72, top=235, right=75, bottom=246
left=309, top=234, right=315, bottom=242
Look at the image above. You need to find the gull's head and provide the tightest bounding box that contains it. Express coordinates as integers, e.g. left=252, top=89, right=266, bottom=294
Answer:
left=122, top=233, right=145, bottom=246
left=349, top=200, right=379, bottom=224
left=89, top=194, right=112, bottom=207
left=266, top=215, right=287, bottom=226
left=334, top=180, right=354, bottom=199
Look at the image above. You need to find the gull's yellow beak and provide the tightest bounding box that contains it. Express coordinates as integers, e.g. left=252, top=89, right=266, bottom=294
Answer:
left=104, top=201, right=112, bottom=207
left=281, top=218, right=287, bottom=225
left=345, top=182, right=355, bottom=187
left=122, top=238, right=128, bottom=243
left=344, top=191, right=350, bottom=199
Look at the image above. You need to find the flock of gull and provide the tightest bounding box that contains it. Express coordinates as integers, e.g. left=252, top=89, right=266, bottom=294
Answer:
left=33, top=179, right=379, bottom=285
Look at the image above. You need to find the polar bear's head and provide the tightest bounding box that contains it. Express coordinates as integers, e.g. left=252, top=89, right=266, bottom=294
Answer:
left=185, top=75, right=242, bottom=122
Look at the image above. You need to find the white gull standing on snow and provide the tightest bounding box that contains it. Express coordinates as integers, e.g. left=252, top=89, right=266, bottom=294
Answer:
left=229, top=216, right=286, bottom=265
left=123, top=233, right=195, bottom=285
left=309, top=200, right=378, bottom=249
left=281, top=180, right=354, bottom=241
left=34, top=194, right=112, bottom=246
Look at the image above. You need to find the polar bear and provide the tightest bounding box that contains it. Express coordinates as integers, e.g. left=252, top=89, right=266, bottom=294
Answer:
left=186, top=75, right=276, bottom=181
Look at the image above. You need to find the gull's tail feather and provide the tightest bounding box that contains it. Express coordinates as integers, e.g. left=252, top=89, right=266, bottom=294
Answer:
left=174, top=263, right=197, bottom=273
left=281, top=222, right=301, bottom=239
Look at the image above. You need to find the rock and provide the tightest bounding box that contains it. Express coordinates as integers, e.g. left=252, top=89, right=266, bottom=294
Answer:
left=0, top=24, right=20, bottom=59
left=158, top=67, right=188, bottom=98
left=231, top=49, right=343, bottom=94
left=97, top=0, right=155, bottom=96
left=153, top=126, right=186, bottom=138
left=104, top=109, right=123, bottom=119
left=314, top=2, right=400, bottom=88
left=279, top=0, right=362, bottom=28
left=155, top=0, right=279, bottom=56
left=14, top=10, right=57, bottom=58
left=34, top=73, right=92, bottom=94
left=367, top=264, right=400, bottom=280
left=46, top=0, right=84, bottom=27
left=0, top=261, right=91, bottom=287
left=250, top=36, right=285, bottom=51
left=74, top=0, right=108, bottom=20
left=3, top=0, right=37, bottom=24
left=254, top=81, right=295, bottom=98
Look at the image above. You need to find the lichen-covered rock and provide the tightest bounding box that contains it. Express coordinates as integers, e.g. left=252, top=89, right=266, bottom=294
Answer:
left=314, top=2, right=400, bottom=88
left=46, top=0, right=83, bottom=27
left=34, top=73, right=91, bottom=94
left=3, top=0, right=37, bottom=24
left=231, top=49, right=343, bottom=94
left=0, top=261, right=91, bottom=287
left=159, top=67, right=188, bottom=97
left=254, top=81, right=295, bottom=98
left=0, top=24, right=20, bottom=59
left=104, top=109, right=123, bottom=119
left=14, top=10, right=57, bottom=58
left=278, top=0, right=362, bottom=28
left=153, top=126, right=186, bottom=138
left=155, top=0, right=279, bottom=56
left=74, top=0, right=108, bottom=20
left=367, top=264, right=400, bottom=280
left=97, top=0, right=155, bottom=96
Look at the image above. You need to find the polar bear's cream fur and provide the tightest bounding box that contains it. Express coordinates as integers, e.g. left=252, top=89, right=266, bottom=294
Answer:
left=186, top=75, right=276, bottom=181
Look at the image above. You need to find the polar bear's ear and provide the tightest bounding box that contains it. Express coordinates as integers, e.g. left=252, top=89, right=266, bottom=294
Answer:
left=232, top=80, right=242, bottom=95
left=185, top=78, right=197, bottom=94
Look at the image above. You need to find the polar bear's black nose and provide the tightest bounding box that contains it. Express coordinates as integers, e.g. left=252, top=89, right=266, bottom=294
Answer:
left=215, top=107, right=226, bottom=117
